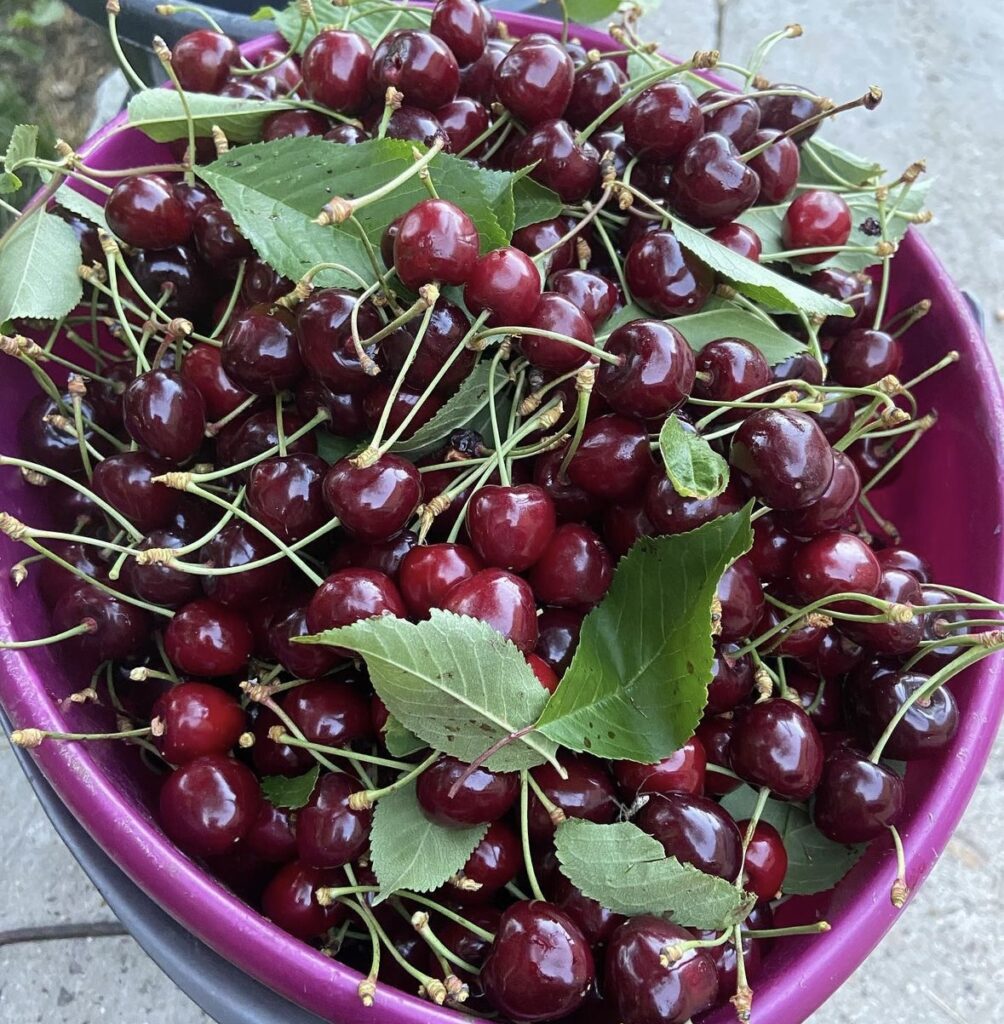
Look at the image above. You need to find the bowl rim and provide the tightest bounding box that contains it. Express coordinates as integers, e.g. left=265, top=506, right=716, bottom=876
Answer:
left=2, top=11, right=1004, bottom=1024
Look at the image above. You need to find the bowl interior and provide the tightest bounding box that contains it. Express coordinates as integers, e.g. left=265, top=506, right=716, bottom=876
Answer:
left=1, top=12, right=1003, bottom=1024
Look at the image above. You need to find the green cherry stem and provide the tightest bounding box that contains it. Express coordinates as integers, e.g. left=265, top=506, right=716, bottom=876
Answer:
left=411, top=912, right=479, bottom=976
left=475, top=326, right=620, bottom=366
left=106, top=0, right=147, bottom=92
left=209, top=261, right=247, bottom=340
left=399, top=893, right=496, bottom=942
left=520, top=770, right=547, bottom=902
left=458, top=109, right=511, bottom=159
left=153, top=37, right=197, bottom=184
left=888, top=825, right=909, bottom=908
left=745, top=922, right=830, bottom=940
left=269, top=731, right=415, bottom=772
left=348, top=752, right=440, bottom=810
left=0, top=620, right=96, bottom=651
left=10, top=724, right=152, bottom=746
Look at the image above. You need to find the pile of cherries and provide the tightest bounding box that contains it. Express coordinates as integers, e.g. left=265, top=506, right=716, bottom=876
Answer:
left=2, top=2, right=989, bottom=1022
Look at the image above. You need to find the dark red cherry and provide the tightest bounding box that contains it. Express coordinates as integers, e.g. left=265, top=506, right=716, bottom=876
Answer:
left=494, top=34, right=574, bottom=126
left=786, top=667, right=844, bottom=730
left=245, top=798, right=298, bottom=864
left=780, top=450, right=860, bottom=537
left=602, top=502, right=653, bottom=557
left=783, top=189, right=853, bottom=264
left=246, top=44, right=301, bottom=93
left=606, top=916, right=719, bottom=1024
left=700, top=88, right=761, bottom=148
left=464, top=245, right=542, bottom=326
left=123, top=369, right=206, bottom=463
left=696, top=716, right=739, bottom=796
left=740, top=819, right=788, bottom=901
left=693, top=337, right=771, bottom=403
left=301, top=28, right=372, bottom=111
left=360, top=383, right=444, bottom=440
left=829, top=328, right=903, bottom=387
left=749, top=512, right=798, bottom=581
left=708, top=222, right=763, bottom=260
left=246, top=453, right=328, bottom=543
left=458, top=820, right=522, bottom=898
left=105, top=174, right=192, bottom=250
left=261, top=108, right=331, bottom=141
left=295, top=380, right=366, bottom=436
left=52, top=584, right=151, bottom=662
left=216, top=409, right=318, bottom=472
left=296, top=771, right=372, bottom=868
left=548, top=269, right=618, bottom=329
left=459, top=36, right=508, bottom=104
left=416, top=755, right=519, bottom=827
left=296, top=287, right=383, bottom=393
left=771, top=349, right=823, bottom=386
left=261, top=861, right=346, bottom=939
left=181, top=343, right=250, bottom=421
left=370, top=29, right=459, bottom=109
left=552, top=875, right=625, bottom=947
left=645, top=477, right=746, bottom=537
left=160, top=754, right=260, bottom=857
left=513, top=119, right=599, bottom=203
left=305, top=568, right=407, bottom=639
left=331, top=529, right=418, bottom=579
left=171, top=29, right=240, bottom=93
left=567, top=414, right=654, bottom=503
left=916, top=586, right=968, bottom=667
left=481, top=901, right=595, bottom=1022
left=668, top=133, right=761, bottom=227
left=91, top=451, right=179, bottom=532
left=759, top=598, right=826, bottom=661
left=164, top=598, right=253, bottom=677
left=598, top=318, right=696, bottom=419
left=614, top=737, right=706, bottom=800
left=637, top=792, right=742, bottom=880
left=192, top=202, right=252, bottom=270
left=129, top=244, right=213, bottom=319
left=757, top=84, right=822, bottom=142
left=431, top=0, right=488, bottom=65
left=512, top=216, right=576, bottom=272
left=466, top=484, right=556, bottom=572
left=16, top=392, right=96, bottom=477
left=851, top=670, right=958, bottom=759
left=322, top=454, right=422, bottom=543
left=565, top=59, right=626, bottom=131
left=842, top=568, right=924, bottom=654
left=394, top=198, right=479, bottom=290
left=529, top=524, right=612, bottom=608
left=813, top=626, right=865, bottom=680
left=435, top=96, right=490, bottom=154
left=716, top=554, right=765, bottom=643
left=380, top=297, right=474, bottom=393
left=876, top=547, right=931, bottom=584
left=747, top=129, right=800, bottom=203
left=323, top=123, right=370, bottom=145
left=380, top=105, right=450, bottom=149
left=123, top=529, right=202, bottom=608
left=813, top=747, right=905, bottom=842
left=534, top=608, right=583, bottom=676
left=221, top=305, right=303, bottom=395
left=442, top=568, right=538, bottom=652
left=201, top=522, right=289, bottom=610
left=730, top=408, right=835, bottom=510
left=730, top=698, right=824, bottom=800
left=809, top=268, right=878, bottom=336
left=521, top=292, right=595, bottom=374
left=532, top=445, right=602, bottom=523
left=621, top=82, right=703, bottom=162
left=152, top=681, right=246, bottom=764
left=791, top=530, right=881, bottom=605
left=625, top=230, right=713, bottom=317
left=707, top=643, right=755, bottom=714
left=267, top=601, right=340, bottom=679
left=527, top=754, right=618, bottom=843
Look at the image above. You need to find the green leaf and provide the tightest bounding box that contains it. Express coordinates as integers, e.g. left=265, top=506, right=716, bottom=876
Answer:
left=512, top=175, right=563, bottom=232
left=127, top=92, right=295, bottom=144
left=0, top=171, right=21, bottom=194
left=55, top=185, right=109, bottom=231
left=259, top=765, right=320, bottom=809
left=383, top=715, right=427, bottom=757
left=670, top=219, right=852, bottom=317
left=302, top=609, right=559, bottom=772
left=659, top=414, right=729, bottom=499
left=390, top=358, right=508, bottom=459
left=370, top=780, right=488, bottom=902
left=0, top=208, right=82, bottom=322
left=275, top=0, right=431, bottom=52
left=536, top=507, right=753, bottom=762
left=315, top=430, right=359, bottom=465
left=719, top=785, right=865, bottom=895
left=565, top=0, right=621, bottom=24
left=250, top=5, right=276, bottom=19
left=4, top=124, right=37, bottom=172
left=555, top=819, right=756, bottom=929
left=799, top=138, right=884, bottom=189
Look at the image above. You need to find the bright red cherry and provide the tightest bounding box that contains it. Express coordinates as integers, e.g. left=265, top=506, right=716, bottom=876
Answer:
left=172, top=30, right=240, bottom=93
left=394, top=198, right=479, bottom=290
left=783, top=189, right=853, bottom=264
left=152, top=682, right=247, bottom=764
left=527, top=652, right=560, bottom=693
left=740, top=819, right=788, bottom=901
left=464, top=245, right=543, bottom=325
left=708, top=222, right=763, bottom=260
left=466, top=483, right=556, bottom=572
left=301, top=28, right=372, bottom=111
left=614, top=736, right=706, bottom=800
left=105, top=174, right=192, bottom=250
left=164, top=598, right=254, bottom=677
left=625, top=230, right=713, bottom=317
left=322, top=454, right=423, bottom=543
left=442, top=568, right=538, bottom=652
left=398, top=542, right=482, bottom=619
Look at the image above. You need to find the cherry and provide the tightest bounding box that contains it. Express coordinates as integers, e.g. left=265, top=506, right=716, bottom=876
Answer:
left=757, top=84, right=822, bottom=142
left=152, top=681, right=246, bottom=764
left=708, top=222, right=763, bottom=260
left=791, top=530, right=881, bottom=606
left=548, top=269, right=618, bottom=329
left=829, top=328, right=903, bottom=387
left=172, top=29, right=240, bottom=93
left=730, top=698, right=825, bottom=800
left=435, top=96, right=490, bottom=154
left=396, top=544, right=479, bottom=619
left=747, top=515, right=794, bottom=583
left=322, top=454, right=422, bottom=544
left=614, top=736, right=706, bottom=800
left=494, top=34, right=574, bottom=126
left=369, top=29, right=459, bottom=109
left=267, top=601, right=340, bottom=679
left=552, top=875, right=626, bottom=947
left=481, top=901, right=595, bottom=1022
left=622, top=82, right=703, bottom=162
left=381, top=297, right=475, bottom=393
left=305, top=568, right=407, bottom=640
left=877, top=547, right=931, bottom=584
left=813, top=626, right=864, bottom=680
left=170, top=181, right=218, bottom=224
left=694, top=926, right=762, bottom=1004
left=52, top=584, right=151, bottom=662
left=301, top=28, right=372, bottom=112
left=123, top=369, right=206, bottom=463
left=217, top=408, right=317, bottom=472
left=747, top=129, right=800, bottom=203
left=534, top=608, right=583, bottom=676
left=160, top=754, right=260, bottom=857
left=462, top=246, right=541, bottom=326
left=105, top=174, right=192, bottom=250
left=201, top=522, right=289, bottom=610
left=296, top=771, right=372, bottom=868
left=740, top=819, right=788, bottom=901
left=625, top=230, right=713, bottom=317
left=730, top=408, right=835, bottom=510
left=527, top=653, right=560, bottom=693
left=637, top=792, right=742, bottom=880
left=532, top=445, right=602, bottom=523
left=606, top=917, right=719, bottom=1024
left=529, top=523, right=613, bottom=608
left=512, top=216, right=576, bottom=271
left=261, top=861, right=346, bottom=939
left=261, top=109, right=331, bottom=141
left=694, top=337, right=771, bottom=404
left=813, top=747, right=905, bottom=843
left=809, top=268, right=878, bottom=336
left=567, top=413, right=654, bottom=503
left=246, top=453, right=328, bottom=543
left=843, top=568, right=924, bottom=654
left=123, top=530, right=200, bottom=608
left=245, top=798, right=298, bottom=864
left=759, top=598, right=827, bottom=661
left=361, top=383, right=444, bottom=440
left=442, top=567, right=538, bottom=652
left=16, top=393, right=98, bottom=478
left=466, top=483, right=556, bottom=571
left=164, top=598, right=253, bottom=677
left=645, top=477, right=746, bottom=537
left=182, top=343, right=250, bottom=420
left=221, top=304, right=303, bottom=395
left=780, top=450, right=860, bottom=537
left=296, top=287, right=383, bottom=392
left=696, top=716, right=740, bottom=796
left=192, top=202, right=252, bottom=271
left=527, top=754, right=618, bottom=843
left=128, top=244, right=213, bottom=319
left=917, top=586, right=968, bottom=667
left=91, top=451, right=179, bottom=533
left=513, top=119, right=599, bottom=203
left=783, top=189, right=853, bottom=264
left=37, top=543, right=108, bottom=610
left=706, top=643, right=755, bottom=714
left=431, top=0, right=488, bottom=65
left=851, top=670, right=958, bottom=759
left=380, top=106, right=450, bottom=149
left=246, top=45, right=301, bottom=94
left=332, top=530, right=418, bottom=578
left=457, top=820, right=522, bottom=898
left=417, top=755, right=519, bottom=827
left=394, top=198, right=478, bottom=290
left=716, top=554, right=766, bottom=643
left=700, top=89, right=761, bottom=148
left=295, top=380, right=366, bottom=436
left=668, top=132, right=761, bottom=227
left=787, top=667, right=844, bottom=730
left=459, top=37, right=508, bottom=104
left=771, top=350, right=824, bottom=387
left=324, top=123, right=370, bottom=144
left=565, top=59, right=626, bottom=131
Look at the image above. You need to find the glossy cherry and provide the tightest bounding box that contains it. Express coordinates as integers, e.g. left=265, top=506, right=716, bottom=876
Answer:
left=457, top=820, right=522, bottom=899
left=431, top=0, right=488, bottom=64
left=567, top=413, right=654, bottom=503
left=548, top=269, right=618, bottom=329
left=51, top=584, right=151, bottom=662
left=296, top=771, right=372, bottom=868
left=216, top=409, right=317, bottom=472
left=513, top=119, right=599, bottom=203
left=261, top=109, right=331, bottom=141
left=494, top=34, right=574, bottom=126
left=668, top=132, right=761, bottom=227
left=192, top=202, right=252, bottom=270
left=152, top=681, right=246, bottom=764
left=708, top=222, right=763, bottom=260
left=716, top=554, right=766, bottom=643
left=843, top=568, right=924, bottom=654
left=520, top=292, right=595, bottom=374
left=201, top=522, right=289, bottom=610
left=644, top=477, right=746, bottom=537
left=261, top=860, right=346, bottom=939
left=552, top=874, right=625, bottom=948
left=693, top=337, right=771, bottom=404
left=625, top=230, right=713, bottom=317
left=614, top=736, right=706, bottom=800
left=791, top=530, right=882, bottom=604
left=809, top=267, right=878, bottom=335
left=700, top=89, right=761, bottom=148
left=783, top=189, right=853, bottom=264
left=780, top=450, right=861, bottom=536
left=564, top=59, right=625, bottom=131
left=123, top=369, right=206, bottom=463
left=512, top=216, right=576, bottom=271
left=221, top=305, right=303, bottom=395
left=246, top=453, right=328, bottom=543
left=394, top=198, right=479, bottom=290
left=527, top=754, right=618, bottom=843
left=464, top=245, right=542, bottom=326
left=829, top=328, right=903, bottom=387
left=739, top=819, right=788, bottom=901
left=466, top=483, right=556, bottom=571
left=171, top=29, right=240, bottom=93
left=369, top=29, right=459, bottom=109
left=129, top=244, right=213, bottom=319
left=637, top=792, right=742, bottom=880
left=747, top=129, right=800, bottom=203
left=534, top=608, right=583, bottom=676
left=305, top=568, right=407, bottom=638
left=105, top=174, right=192, bottom=250
left=301, top=28, right=372, bottom=111
left=322, top=454, right=422, bottom=543
left=442, top=568, right=538, bottom=652
left=181, top=343, right=250, bottom=420
left=532, top=445, right=602, bottom=523
left=266, top=601, right=340, bottom=679
left=296, top=287, right=383, bottom=393
left=91, top=451, right=179, bottom=533
left=435, top=96, right=490, bottom=154
left=757, top=83, right=822, bottom=142
left=527, top=653, right=560, bottom=693
left=163, top=598, right=254, bottom=677
left=813, top=747, right=905, bottom=843
left=621, top=82, right=704, bottom=163
left=529, top=523, right=613, bottom=608
left=416, top=755, right=519, bottom=827
left=876, top=547, right=931, bottom=583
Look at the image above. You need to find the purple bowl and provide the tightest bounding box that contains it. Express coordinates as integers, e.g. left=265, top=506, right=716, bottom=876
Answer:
left=2, top=13, right=1003, bottom=1024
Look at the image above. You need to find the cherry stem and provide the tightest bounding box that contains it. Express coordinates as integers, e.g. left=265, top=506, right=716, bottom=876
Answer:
left=660, top=929, right=732, bottom=966
left=10, top=724, right=152, bottom=747
left=743, top=23, right=804, bottom=88
left=888, top=825, right=909, bottom=908
left=884, top=299, right=931, bottom=339
left=760, top=243, right=890, bottom=263
left=105, top=1, right=147, bottom=92
left=411, top=912, right=479, bottom=976
left=901, top=351, right=959, bottom=392
left=858, top=492, right=900, bottom=544
left=0, top=619, right=96, bottom=651
left=400, top=893, right=496, bottom=942
left=706, top=762, right=742, bottom=782
left=208, top=261, right=247, bottom=340
left=350, top=752, right=439, bottom=809
left=536, top=186, right=613, bottom=263
left=457, top=110, right=511, bottom=159
left=732, top=923, right=753, bottom=1022
left=152, top=37, right=196, bottom=184
left=348, top=280, right=384, bottom=376
left=860, top=421, right=932, bottom=496
left=701, top=86, right=819, bottom=115
left=99, top=237, right=150, bottom=373
left=526, top=771, right=567, bottom=825
left=205, top=394, right=257, bottom=437
left=270, top=731, right=414, bottom=772
left=476, top=326, right=620, bottom=365
left=745, top=922, right=830, bottom=939
left=557, top=372, right=595, bottom=481
left=519, top=770, right=547, bottom=902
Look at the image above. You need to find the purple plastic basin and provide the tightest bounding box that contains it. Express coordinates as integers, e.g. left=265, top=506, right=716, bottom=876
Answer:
left=1, top=12, right=1003, bottom=1024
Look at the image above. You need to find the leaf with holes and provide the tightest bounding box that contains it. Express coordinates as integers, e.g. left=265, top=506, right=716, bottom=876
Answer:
left=260, top=765, right=320, bottom=810
left=127, top=92, right=297, bottom=144
left=555, top=819, right=756, bottom=929
left=370, top=780, right=487, bottom=903
left=719, top=784, right=865, bottom=895
left=275, top=0, right=431, bottom=52
left=302, top=609, right=559, bottom=772
left=0, top=208, right=83, bottom=322
left=536, top=507, right=753, bottom=763
left=659, top=414, right=729, bottom=499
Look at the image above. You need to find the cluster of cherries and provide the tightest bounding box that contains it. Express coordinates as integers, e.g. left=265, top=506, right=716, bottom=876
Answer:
left=2, top=2, right=981, bottom=1023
